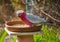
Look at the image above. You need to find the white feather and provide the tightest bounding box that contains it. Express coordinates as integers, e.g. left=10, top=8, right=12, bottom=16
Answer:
left=16, top=10, right=24, bottom=16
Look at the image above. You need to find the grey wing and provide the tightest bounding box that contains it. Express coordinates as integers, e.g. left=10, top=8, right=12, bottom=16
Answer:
left=26, top=13, right=46, bottom=23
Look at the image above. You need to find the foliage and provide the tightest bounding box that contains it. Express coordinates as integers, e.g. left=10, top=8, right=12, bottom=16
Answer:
left=0, top=29, right=7, bottom=42
left=10, top=0, right=25, bottom=11
left=34, top=25, right=60, bottom=42
left=0, top=29, right=16, bottom=42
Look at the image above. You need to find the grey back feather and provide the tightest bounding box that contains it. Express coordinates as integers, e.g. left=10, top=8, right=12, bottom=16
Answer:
left=26, top=13, right=46, bottom=23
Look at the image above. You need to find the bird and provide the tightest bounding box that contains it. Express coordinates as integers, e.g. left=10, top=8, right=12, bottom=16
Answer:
left=16, top=10, right=48, bottom=27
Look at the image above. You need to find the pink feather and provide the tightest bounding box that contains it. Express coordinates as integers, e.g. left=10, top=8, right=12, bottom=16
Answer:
left=18, top=12, right=33, bottom=26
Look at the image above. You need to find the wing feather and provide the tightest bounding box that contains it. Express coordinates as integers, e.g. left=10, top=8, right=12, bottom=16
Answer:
left=26, top=13, right=46, bottom=23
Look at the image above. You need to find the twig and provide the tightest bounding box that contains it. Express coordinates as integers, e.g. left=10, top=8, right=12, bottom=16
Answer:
left=41, top=10, right=60, bottom=22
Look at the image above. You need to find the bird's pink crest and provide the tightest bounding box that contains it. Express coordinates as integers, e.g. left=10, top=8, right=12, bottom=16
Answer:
left=16, top=10, right=24, bottom=16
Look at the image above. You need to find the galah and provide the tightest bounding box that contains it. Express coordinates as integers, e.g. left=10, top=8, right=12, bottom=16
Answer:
left=16, top=10, right=47, bottom=26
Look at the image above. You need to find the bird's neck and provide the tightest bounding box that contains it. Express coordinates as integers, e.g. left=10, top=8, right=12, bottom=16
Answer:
left=21, top=12, right=26, bottom=17
left=19, top=13, right=33, bottom=26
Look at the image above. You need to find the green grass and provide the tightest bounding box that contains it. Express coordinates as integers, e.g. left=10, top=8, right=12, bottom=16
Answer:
left=0, top=29, right=7, bottom=42
left=34, top=25, right=60, bottom=42
left=0, top=29, right=17, bottom=42
left=0, top=25, right=60, bottom=42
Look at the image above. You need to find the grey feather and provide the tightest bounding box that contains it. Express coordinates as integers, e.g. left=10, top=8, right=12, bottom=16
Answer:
left=26, top=13, right=46, bottom=23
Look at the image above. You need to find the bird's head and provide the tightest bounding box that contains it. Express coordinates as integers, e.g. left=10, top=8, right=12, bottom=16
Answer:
left=16, top=10, right=24, bottom=17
